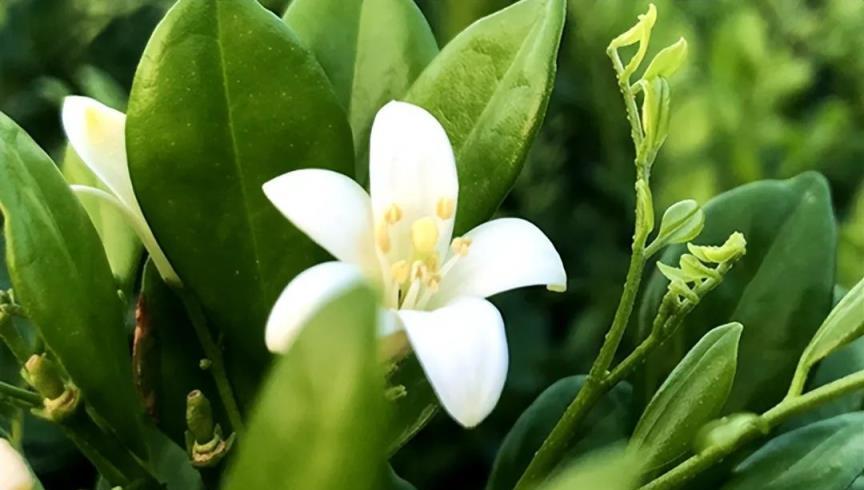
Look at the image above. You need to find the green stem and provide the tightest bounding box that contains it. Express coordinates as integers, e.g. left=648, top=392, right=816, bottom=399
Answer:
left=175, top=289, right=245, bottom=434
left=609, top=48, right=644, bottom=149
left=0, top=381, right=40, bottom=406
left=641, top=370, right=864, bottom=490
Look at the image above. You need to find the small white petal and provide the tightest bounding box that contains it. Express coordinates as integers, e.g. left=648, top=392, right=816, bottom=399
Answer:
left=0, top=439, right=35, bottom=490
left=62, top=96, right=136, bottom=210
left=62, top=96, right=180, bottom=286
left=369, top=101, right=458, bottom=260
left=433, top=218, right=566, bottom=307
left=399, top=297, right=508, bottom=428
left=263, top=169, right=378, bottom=278
left=266, top=262, right=365, bottom=353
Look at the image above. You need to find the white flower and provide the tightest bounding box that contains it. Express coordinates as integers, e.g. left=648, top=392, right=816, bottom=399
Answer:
left=61, top=96, right=181, bottom=286
left=263, top=101, right=566, bottom=427
left=0, top=439, right=34, bottom=490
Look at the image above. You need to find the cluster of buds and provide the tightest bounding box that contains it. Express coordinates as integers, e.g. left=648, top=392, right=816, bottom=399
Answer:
left=657, top=232, right=748, bottom=308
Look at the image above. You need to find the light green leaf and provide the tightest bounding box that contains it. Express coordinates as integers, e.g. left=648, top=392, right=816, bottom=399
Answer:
left=223, top=285, right=385, bottom=490
left=285, top=0, right=438, bottom=181
left=406, top=0, right=566, bottom=233
left=62, top=145, right=142, bottom=293
left=631, top=323, right=742, bottom=472
left=638, top=173, right=836, bottom=413
left=385, top=354, right=438, bottom=454
left=539, top=447, right=640, bottom=490
left=0, top=112, right=146, bottom=455
left=795, top=276, right=864, bottom=380
left=486, top=376, right=633, bottom=490
left=723, top=412, right=864, bottom=490
left=126, top=0, right=354, bottom=405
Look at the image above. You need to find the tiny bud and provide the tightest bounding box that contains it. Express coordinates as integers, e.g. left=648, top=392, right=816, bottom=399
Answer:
left=186, top=390, right=215, bottom=444
left=650, top=200, right=705, bottom=253
left=642, top=37, right=688, bottom=81
left=640, top=77, right=671, bottom=153
left=25, top=355, right=65, bottom=400
left=199, top=359, right=212, bottom=370
left=608, top=3, right=657, bottom=50
left=636, top=180, right=655, bottom=235
left=688, top=232, right=747, bottom=264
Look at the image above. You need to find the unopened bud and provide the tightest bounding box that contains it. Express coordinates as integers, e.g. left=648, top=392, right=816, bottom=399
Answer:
left=25, top=355, right=64, bottom=400
left=688, top=232, right=747, bottom=264
left=642, top=38, right=688, bottom=81
left=186, top=390, right=214, bottom=444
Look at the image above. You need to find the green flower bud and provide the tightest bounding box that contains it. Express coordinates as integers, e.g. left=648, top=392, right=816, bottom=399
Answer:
left=688, top=232, right=747, bottom=264
left=642, top=38, right=688, bottom=81
left=25, top=355, right=65, bottom=400
left=186, top=390, right=215, bottom=444
left=608, top=4, right=657, bottom=50
left=655, top=200, right=704, bottom=248
left=636, top=180, right=655, bottom=235
left=640, top=77, right=671, bottom=153
left=692, top=412, right=765, bottom=454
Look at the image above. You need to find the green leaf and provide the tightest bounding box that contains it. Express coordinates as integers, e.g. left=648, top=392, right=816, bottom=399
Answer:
left=384, top=466, right=417, bottom=490
left=539, top=447, right=640, bottom=490
left=0, top=112, right=146, bottom=454
left=795, top=276, right=864, bottom=379
left=406, top=0, right=566, bottom=233
left=223, top=285, right=386, bottom=490
left=631, top=323, right=742, bottom=472
left=62, top=145, right=142, bottom=293
left=385, top=354, right=438, bottom=454
left=137, top=260, right=224, bottom=447
left=723, top=412, right=864, bottom=490
left=126, top=0, right=355, bottom=405
left=284, top=0, right=438, bottom=181
left=486, top=375, right=634, bottom=490
left=637, top=172, right=836, bottom=413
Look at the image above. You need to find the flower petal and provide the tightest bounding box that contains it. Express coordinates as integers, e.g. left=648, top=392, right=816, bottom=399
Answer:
left=263, top=169, right=378, bottom=277
left=369, top=101, right=458, bottom=261
left=0, top=438, right=35, bottom=490
left=399, top=297, right=508, bottom=428
left=432, top=218, right=566, bottom=307
left=265, top=262, right=365, bottom=353
left=62, top=96, right=136, bottom=209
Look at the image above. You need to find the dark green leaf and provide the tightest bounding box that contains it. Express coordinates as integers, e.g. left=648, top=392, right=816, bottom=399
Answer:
left=62, top=145, right=142, bottom=293
left=723, top=412, right=864, bottom=490
left=0, top=111, right=146, bottom=455
left=285, top=0, right=438, bottom=181
left=638, top=172, right=836, bottom=413
left=126, top=0, right=354, bottom=406
left=384, top=465, right=417, bottom=490
left=223, top=286, right=386, bottom=490
left=406, top=0, right=566, bottom=233
left=631, top=323, right=742, bottom=472
left=486, top=375, right=634, bottom=490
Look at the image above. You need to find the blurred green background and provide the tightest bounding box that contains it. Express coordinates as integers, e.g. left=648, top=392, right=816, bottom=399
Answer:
left=1, top=0, right=862, bottom=488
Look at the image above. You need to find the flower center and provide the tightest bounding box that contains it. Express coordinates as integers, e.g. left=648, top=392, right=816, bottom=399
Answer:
left=376, top=200, right=469, bottom=310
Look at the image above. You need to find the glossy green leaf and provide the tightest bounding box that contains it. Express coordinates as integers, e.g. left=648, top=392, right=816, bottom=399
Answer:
left=62, top=146, right=142, bottom=293
left=486, top=376, right=634, bottom=490
left=384, top=466, right=417, bottom=490
left=631, top=323, right=742, bottom=472
left=223, top=285, right=385, bottom=490
left=284, top=0, right=438, bottom=181
left=126, top=0, right=354, bottom=405
left=406, top=0, right=566, bottom=233
left=386, top=354, right=438, bottom=454
left=539, top=447, right=639, bottom=490
left=638, top=172, right=836, bottom=413
left=849, top=475, right=864, bottom=490
left=723, top=412, right=864, bottom=490
left=137, top=260, right=224, bottom=447
left=796, top=276, right=864, bottom=378
left=0, top=112, right=146, bottom=455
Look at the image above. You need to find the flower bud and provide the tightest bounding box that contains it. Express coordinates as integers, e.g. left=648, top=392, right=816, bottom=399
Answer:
left=655, top=200, right=704, bottom=249
left=608, top=4, right=657, bottom=50
left=642, top=38, right=688, bottom=81
left=688, top=232, right=747, bottom=264
left=0, top=438, right=35, bottom=490
left=640, top=77, right=671, bottom=153
left=24, top=355, right=64, bottom=400
left=636, top=180, right=655, bottom=235
left=186, top=390, right=215, bottom=444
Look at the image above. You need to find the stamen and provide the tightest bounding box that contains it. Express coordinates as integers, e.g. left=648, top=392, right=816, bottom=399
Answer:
left=451, top=237, right=472, bottom=256
left=384, top=203, right=403, bottom=224
left=436, top=198, right=455, bottom=220
left=424, top=254, right=440, bottom=274
left=411, top=217, right=439, bottom=255
left=410, top=260, right=429, bottom=281
left=390, top=260, right=410, bottom=284
left=375, top=223, right=390, bottom=253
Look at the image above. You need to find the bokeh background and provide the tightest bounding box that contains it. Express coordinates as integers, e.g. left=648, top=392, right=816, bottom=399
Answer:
left=1, top=0, right=862, bottom=488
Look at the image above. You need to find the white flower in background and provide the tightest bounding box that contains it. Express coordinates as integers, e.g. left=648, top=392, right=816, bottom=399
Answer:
left=61, top=96, right=181, bottom=286
left=0, top=439, right=34, bottom=490
left=263, top=101, right=567, bottom=427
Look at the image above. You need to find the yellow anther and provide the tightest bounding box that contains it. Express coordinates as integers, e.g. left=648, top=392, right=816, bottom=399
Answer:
left=436, top=198, right=455, bottom=220
left=376, top=223, right=391, bottom=253
left=451, top=237, right=472, bottom=256
left=384, top=203, right=403, bottom=224
left=410, top=261, right=428, bottom=281
left=411, top=217, right=439, bottom=255
left=424, top=254, right=440, bottom=274
left=390, top=260, right=410, bottom=284
left=425, top=274, right=441, bottom=292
